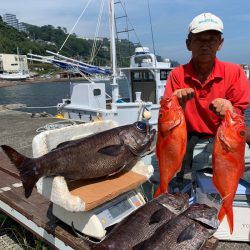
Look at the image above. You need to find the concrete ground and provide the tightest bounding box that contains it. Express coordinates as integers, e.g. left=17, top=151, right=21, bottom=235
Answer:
left=0, top=109, right=249, bottom=249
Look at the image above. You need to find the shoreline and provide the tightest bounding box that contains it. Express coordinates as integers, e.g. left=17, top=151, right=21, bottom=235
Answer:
left=0, top=76, right=85, bottom=88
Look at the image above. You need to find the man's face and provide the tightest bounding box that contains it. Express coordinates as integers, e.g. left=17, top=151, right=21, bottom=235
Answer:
left=186, top=31, right=224, bottom=63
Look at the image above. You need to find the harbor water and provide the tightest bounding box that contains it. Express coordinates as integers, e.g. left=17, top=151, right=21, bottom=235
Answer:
left=0, top=80, right=250, bottom=125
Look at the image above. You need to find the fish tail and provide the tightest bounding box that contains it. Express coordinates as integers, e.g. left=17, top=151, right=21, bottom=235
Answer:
left=218, top=205, right=234, bottom=234
left=226, top=208, right=234, bottom=234
left=153, top=187, right=161, bottom=198
left=1, top=145, right=41, bottom=198
left=153, top=186, right=168, bottom=198
left=218, top=206, right=226, bottom=222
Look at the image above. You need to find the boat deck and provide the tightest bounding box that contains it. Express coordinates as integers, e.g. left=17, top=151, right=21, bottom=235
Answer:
left=0, top=109, right=248, bottom=249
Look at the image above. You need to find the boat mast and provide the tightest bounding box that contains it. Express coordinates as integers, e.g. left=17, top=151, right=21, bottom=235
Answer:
left=110, top=0, right=119, bottom=103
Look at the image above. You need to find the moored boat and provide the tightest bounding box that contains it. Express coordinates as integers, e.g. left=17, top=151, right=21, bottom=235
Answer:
left=0, top=71, right=30, bottom=81
left=57, top=46, right=173, bottom=127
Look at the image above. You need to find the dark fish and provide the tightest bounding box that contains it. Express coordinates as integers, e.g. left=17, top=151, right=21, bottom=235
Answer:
left=134, top=203, right=219, bottom=250
left=1, top=121, right=156, bottom=198
left=91, top=193, right=189, bottom=250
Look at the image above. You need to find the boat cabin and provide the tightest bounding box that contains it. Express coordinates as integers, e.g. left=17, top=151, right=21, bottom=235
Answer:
left=122, top=47, right=172, bottom=104
left=57, top=47, right=173, bottom=126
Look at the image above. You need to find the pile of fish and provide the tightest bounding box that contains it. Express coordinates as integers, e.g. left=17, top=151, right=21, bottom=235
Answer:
left=1, top=121, right=156, bottom=198
left=90, top=193, right=218, bottom=250
left=154, top=96, right=247, bottom=234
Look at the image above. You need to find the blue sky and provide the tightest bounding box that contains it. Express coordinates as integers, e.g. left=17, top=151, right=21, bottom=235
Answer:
left=1, top=0, right=250, bottom=65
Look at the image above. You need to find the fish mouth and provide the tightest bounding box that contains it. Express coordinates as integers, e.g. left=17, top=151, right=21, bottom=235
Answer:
left=160, top=202, right=188, bottom=215
left=192, top=216, right=220, bottom=230
left=157, top=193, right=189, bottom=215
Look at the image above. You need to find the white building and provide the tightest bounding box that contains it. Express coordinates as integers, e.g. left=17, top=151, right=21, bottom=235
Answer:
left=18, top=22, right=27, bottom=33
left=2, top=13, right=19, bottom=30
left=0, top=54, right=29, bottom=74
left=2, top=13, right=27, bottom=33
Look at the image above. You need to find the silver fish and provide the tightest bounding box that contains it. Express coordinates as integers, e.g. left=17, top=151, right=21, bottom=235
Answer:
left=1, top=121, right=156, bottom=198
left=92, top=193, right=189, bottom=250
left=134, top=203, right=219, bottom=250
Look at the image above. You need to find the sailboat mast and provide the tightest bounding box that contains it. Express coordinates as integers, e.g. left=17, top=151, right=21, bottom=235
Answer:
left=110, top=0, right=119, bottom=103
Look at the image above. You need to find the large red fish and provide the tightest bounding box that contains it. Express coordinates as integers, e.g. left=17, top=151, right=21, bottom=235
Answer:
left=212, top=110, right=246, bottom=234
left=154, top=95, right=187, bottom=198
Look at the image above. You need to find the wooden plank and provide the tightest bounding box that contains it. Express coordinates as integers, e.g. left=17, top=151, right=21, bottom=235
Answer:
left=0, top=155, right=91, bottom=250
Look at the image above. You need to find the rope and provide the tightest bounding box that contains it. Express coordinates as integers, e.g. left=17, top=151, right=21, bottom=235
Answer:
left=22, top=106, right=57, bottom=109
left=137, top=101, right=146, bottom=121
left=90, top=0, right=105, bottom=63
left=70, top=66, right=112, bottom=100
left=57, top=0, right=93, bottom=54
left=147, top=0, right=156, bottom=59
left=36, top=120, right=78, bottom=133
left=119, top=1, right=143, bottom=48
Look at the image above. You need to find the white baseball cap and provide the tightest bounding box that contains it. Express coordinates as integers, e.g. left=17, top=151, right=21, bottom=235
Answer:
left=188, top=13, right=223, bottom=34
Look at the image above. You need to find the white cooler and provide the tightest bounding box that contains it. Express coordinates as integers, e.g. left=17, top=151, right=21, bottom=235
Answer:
left=195, top=171, right=250, bottom=242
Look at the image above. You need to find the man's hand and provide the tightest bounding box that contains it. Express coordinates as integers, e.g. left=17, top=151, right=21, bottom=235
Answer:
left=209, top=98, right=235, bottom=117
left=173, top=88, right=195, bottom=106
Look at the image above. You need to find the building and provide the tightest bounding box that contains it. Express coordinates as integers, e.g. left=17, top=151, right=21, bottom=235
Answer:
left=2, top=13, right=27, bottom=33
left=0, top=54, right=29, bottom=74
left=18, top=22, right=27, bottom=33
left=2, top=13, right=19, bottom=30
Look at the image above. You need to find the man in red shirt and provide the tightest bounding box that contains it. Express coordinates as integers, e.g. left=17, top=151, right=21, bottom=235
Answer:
left=163, top=13, right=250, bottom=190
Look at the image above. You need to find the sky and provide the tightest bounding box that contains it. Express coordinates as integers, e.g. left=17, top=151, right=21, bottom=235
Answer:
left=1, top=0, right=250, bottom=65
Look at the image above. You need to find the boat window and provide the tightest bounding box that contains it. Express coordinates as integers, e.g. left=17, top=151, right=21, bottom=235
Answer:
left=93, top=89, right=101, bottom=96
left=160, top=69, right=172, bottom=80
left=131, top=71, right=154, bottom=81
left=134, top=55, right=153, bottom=66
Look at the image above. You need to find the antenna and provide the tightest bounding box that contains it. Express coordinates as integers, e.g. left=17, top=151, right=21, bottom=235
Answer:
left=147, top=0, right=156, bottom=58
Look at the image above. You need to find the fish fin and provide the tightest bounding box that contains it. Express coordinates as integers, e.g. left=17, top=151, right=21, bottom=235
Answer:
left=226, top=208, right=234, bottom=235
left=107, top=165, right=126, bottom=176
left=98, top=144, right=124, bottom=156
left=218, top=206, right=226, bottom=222
left=108, top=158, right=138, bottom=177
left=1, top=145, right=41, bottom=198
left=149, top=208, right=165, bottom=224
left=132, top=241, right=145, bottom=250
left=153, top=187, right=165, bottom=198
left=177, top=223, right=196, bottom=243
left=53, top=140, right=74, bottom=149
left=219, top=205, right=234, bottom=234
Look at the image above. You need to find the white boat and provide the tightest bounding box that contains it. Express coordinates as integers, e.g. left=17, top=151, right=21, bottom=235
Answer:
left=54, top=0, right=174, bottom=128
left=0, top=71, right=30, bottom=80
left=0, top=47, right=30, bottom=81
left=57, top=47, right=173, bottom=127
left=27, top=0, right=174, bottom=127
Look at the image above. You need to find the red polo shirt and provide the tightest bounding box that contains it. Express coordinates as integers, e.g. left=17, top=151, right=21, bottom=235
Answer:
left=163, top=58, right=250, bottom=136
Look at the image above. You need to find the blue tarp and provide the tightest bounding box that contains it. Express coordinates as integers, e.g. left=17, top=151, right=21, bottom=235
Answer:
left=52, top=60, right=112, bottom=75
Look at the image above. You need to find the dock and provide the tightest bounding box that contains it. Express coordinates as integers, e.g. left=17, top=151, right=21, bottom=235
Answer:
left=0, top=109, right=91, bottom=249
left=0, top=109, right=249, bottom=249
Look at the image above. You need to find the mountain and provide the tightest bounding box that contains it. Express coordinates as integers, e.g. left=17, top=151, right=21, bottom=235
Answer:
left=0, top=17, right=137, bottom=67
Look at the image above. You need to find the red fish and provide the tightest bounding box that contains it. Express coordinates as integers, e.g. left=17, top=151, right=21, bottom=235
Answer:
left=154, top=95, right=187, bottom=198
left=212, top=110, right=246, bottom=234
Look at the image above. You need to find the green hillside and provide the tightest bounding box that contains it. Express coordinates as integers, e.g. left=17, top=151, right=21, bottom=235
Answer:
left=0, top=17, right=136, bottom=67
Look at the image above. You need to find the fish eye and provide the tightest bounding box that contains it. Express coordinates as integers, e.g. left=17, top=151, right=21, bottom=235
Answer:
left=239, top=130, right=245, bottom=137
left=136, top=121, right=147, bottom=131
